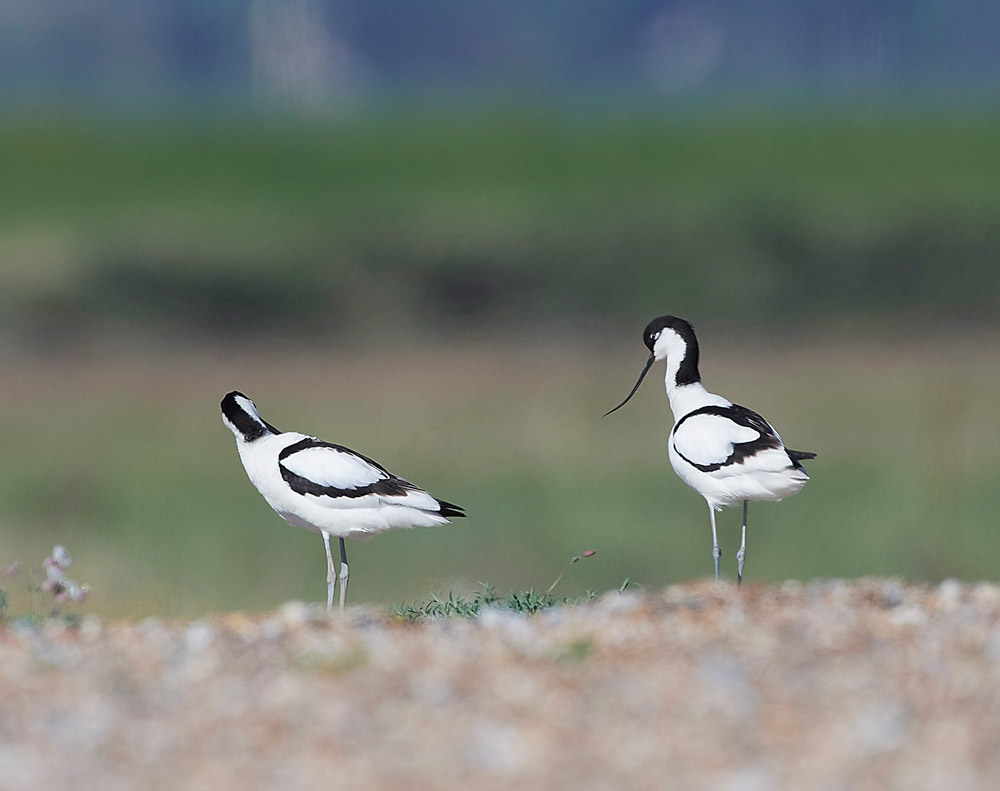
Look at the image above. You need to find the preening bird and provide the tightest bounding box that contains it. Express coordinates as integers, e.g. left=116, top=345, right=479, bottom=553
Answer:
left=221, top=391, right=465, bottom=612
left=605, top=316, right=815, bottom=585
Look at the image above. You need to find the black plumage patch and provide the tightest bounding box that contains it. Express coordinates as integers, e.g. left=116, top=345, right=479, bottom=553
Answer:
left=786, top=448, right=818, bottom=471
left=672, top=403, right=790, bottom=473
left=279, top=464, right=413, bottom=499
left=221, top=391, right=279, bottom=442
left=436, top=500, right=467, bottom=518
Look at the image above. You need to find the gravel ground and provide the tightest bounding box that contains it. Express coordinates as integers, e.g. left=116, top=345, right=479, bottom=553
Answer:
left=2, top=579, right=1000, bottom=791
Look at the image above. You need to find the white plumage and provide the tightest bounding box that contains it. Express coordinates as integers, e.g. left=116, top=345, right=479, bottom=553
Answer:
left=606, top=315, right=815, bottom=584
left=222, top=391, right=464, bottom=612
left=672, top=413, right=761, bottom=471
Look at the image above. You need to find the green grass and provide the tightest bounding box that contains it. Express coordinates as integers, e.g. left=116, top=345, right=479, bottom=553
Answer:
left=393, top=586, right=586, bottom=621
left=0, top=335, right=997, bottom=619
left=393, top=551, right=614, bottom=619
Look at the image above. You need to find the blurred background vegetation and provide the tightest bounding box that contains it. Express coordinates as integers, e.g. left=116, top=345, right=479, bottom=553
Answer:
left=1, top=1, right=998, bottom=618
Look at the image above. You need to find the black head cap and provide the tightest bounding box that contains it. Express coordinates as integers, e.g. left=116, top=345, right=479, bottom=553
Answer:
left=643, top=315, right=696, bottom=352
left=643, top=315, right=700, bottom=387
left=221, top=391, right=279, bottom=442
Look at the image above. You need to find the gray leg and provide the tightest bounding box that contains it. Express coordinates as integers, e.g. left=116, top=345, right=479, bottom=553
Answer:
left=708, top=501, right=721, bottom=583
left=338, top=537, right=350, bottom=614
left=737, top=500, right=748, bottom=588
left=322, top=532, right=336, bottom=613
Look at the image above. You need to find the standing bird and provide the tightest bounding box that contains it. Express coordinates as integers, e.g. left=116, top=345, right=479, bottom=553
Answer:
left=221, top=391, right=465, bottom=612
left=605, top=316, right=815, bottom=585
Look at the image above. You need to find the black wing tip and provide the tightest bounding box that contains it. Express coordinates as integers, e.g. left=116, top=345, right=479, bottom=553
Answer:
left=788, top=449, right=817, bottom=472
left=438, top=500, right=467, bottom=518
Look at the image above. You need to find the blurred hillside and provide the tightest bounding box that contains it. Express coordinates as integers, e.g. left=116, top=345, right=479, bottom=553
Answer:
left=2, top=112, right=999, bottom=350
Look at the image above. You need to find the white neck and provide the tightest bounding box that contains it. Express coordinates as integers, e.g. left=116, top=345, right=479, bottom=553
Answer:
left=664, top=375, right=729, bottom=420
left=662, top=346, right=686, bottom=394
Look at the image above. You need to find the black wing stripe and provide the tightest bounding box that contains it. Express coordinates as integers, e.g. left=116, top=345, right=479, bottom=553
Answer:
left=278, top=437, right=392, bottom=474
left=278, top=436, right=398, bottom=498
left=279, top=465, right=414, bottom=499
left=278, top=437, right=467, bottom=515
left=673, top=404, right=785, bottom=473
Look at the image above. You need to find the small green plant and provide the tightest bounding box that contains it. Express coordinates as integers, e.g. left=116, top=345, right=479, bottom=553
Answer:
left=0, top=562, right=22, bottom=623
left=0, top=546, right=90, bottom=626
left=394, top=550, right=605, bottom=621
left=393, top=584, right=565, bottom=620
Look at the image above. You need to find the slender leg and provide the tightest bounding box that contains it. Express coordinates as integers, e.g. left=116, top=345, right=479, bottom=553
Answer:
left=322, top=532, right=336, bottom=614
left=737, top=500, right=748, bottom=588
left=708, top=501, right=721, bottom=583
left=338, top=537, right=350, bottom=614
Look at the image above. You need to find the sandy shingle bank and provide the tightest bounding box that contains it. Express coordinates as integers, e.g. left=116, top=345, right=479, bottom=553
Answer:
left=2, top=579, right=1000, bottom=791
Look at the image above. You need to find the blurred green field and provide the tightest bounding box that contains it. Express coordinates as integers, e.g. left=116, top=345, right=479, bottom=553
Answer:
left=2, top=110, right=999, bottom=346
left=1, top=332, right=997, bottom=619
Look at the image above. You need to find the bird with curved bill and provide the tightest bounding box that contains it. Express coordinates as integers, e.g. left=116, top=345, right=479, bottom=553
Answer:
left=222, top=392, right=465, bottom=612
left=606, top=316, right=815, bottom=585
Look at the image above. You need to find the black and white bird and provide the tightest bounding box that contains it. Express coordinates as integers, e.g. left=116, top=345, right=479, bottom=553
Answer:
left=605, top=316, right=815, bottom=585
left=221, top=391, right=465, bottom=612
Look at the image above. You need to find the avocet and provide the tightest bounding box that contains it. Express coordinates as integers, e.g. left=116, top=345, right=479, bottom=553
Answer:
left=222, top=391, right=465, bottom=612
left=606, top=316, right=815, bottom=584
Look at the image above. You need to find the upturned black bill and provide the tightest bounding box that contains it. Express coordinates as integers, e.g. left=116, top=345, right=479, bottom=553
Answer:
left=603, top=353, right=655, bottom=417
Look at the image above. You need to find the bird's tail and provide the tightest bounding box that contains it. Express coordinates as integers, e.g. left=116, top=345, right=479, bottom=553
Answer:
left=788, top=449, right=816, bottom=473
left=437, top=499, right=467, bottom=518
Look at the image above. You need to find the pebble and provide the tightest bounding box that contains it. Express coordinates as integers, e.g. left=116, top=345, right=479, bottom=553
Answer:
left=2, top=579, right=999, bottom=791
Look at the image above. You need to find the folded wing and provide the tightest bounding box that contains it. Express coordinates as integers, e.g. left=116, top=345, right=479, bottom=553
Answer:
left=672, top=404, right=790, bottom=474
left=278, top=437, right=444, bottom=512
